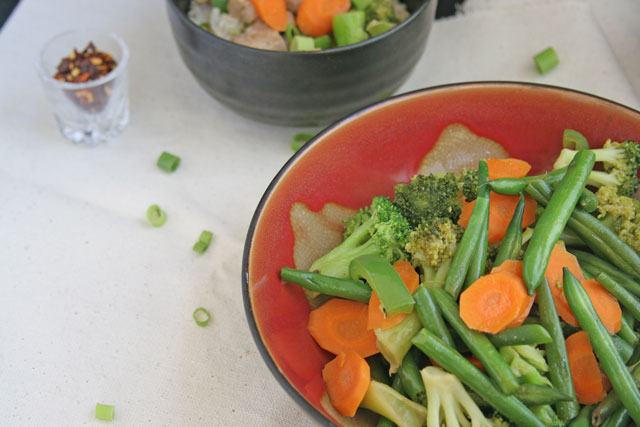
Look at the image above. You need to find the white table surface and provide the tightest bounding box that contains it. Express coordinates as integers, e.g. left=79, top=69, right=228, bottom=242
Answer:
left=1, top=0, right=639, bottom=426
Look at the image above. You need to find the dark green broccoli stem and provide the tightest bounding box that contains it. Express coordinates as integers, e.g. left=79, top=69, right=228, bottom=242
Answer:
left=413, top=285, right=456, bottom=348
left=349, top=254, right=414, bottom=316
left=464, top=211, right=488, bottom=287
left=431, top=288, right=521, bottom=395
left=563, top=267, right=640, bottom=425
left=411, top=328, right=546, bottom=427
left=397, top=347, right=426, bottom=406
left=487, top=324, right=552, bottom=347
left=368, top=354, right=391, bottom=385
left=444, top=160, right=490, bottom=299
left=494, top=195, right=526, bottom=267
left=570, top=249, right=640, bottom=297
left=279, top=267, right=371, bottom=303
left=537, top=279, right=580, bottom=421
left=568, top=405, right=594, bottom=427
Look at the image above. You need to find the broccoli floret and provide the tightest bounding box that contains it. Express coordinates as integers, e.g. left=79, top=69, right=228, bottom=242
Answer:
left=360, top=380, right=427, bottom=427
left=310, top=196, right=410, bottom=279
left=484, top=242, right=501, bottom=274
left=459, top=168, right=479, bottom=202
left=365, top=0, right=396, bottom=22
left=420, top=366, right=495, bottom=427
left=595, top=185, right=640, bottom=254
left=405, top=218, right=463, bottom=287
left=343, top=206, right=372, bottom=239
left=553, top=139, right=640, bottom=197
left=393, top=172, right=462, bottom=228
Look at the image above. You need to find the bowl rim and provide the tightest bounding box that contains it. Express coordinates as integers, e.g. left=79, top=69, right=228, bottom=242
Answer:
left=241, top=81, right=640, bottom=426
left=167, top=0, right=433, bottom=55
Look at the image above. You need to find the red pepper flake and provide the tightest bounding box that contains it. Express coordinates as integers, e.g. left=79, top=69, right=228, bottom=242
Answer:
left=53, top=42, right=117, bottom=83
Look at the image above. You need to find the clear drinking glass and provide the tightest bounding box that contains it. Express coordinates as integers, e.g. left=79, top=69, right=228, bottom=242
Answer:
left=37, top=30, right=129, bottom=145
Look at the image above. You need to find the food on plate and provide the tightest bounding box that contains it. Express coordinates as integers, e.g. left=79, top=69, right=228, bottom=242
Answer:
left=188, top=0, right=409, bottom=51
left=280, top=124, right=640, bottom=426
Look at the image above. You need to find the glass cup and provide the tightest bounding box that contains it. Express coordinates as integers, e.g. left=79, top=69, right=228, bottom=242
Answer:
left=37, top=30, right=129, bottom=145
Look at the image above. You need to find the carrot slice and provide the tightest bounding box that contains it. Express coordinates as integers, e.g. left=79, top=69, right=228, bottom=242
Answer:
left=490, top=260, right=535, bottom=328
left=367, top=261, right=419, bottom=330
left=322, top=351, right=371, bottom=417
left=296, top=0, right=351, bottom=37
left=309, top=298, right=379, bottom=357
left=459, top=194, right=536, bottom=243
left=459, top=270, right=532, bottom=334
left=542, top=244, right=621, bottom=333
left=486, top=158, right=532, bottom=180
left=251, top=0, right=289, bottom=32
left=566, top=331, right=606, bottom=405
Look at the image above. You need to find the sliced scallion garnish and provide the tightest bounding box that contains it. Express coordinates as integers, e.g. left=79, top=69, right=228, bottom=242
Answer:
left=193, top=307, right=211, bottom=327
left=157, top=151, right=181, bottom=173
left=192, top=230, right=213, bottom=254
left=95, top=403, right=114, bottom=421
left=146, top=205, right=167, bottom=227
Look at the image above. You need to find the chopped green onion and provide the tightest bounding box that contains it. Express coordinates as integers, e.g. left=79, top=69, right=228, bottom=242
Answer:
left=351, top=0, right=372, bottom=10
left=366, top=20, right=395, bottom=37
left=291, top=132, right=314, bottom=151
left=146, top=205, right=167, bottom=227
left=199, top=22, right=212, bottom=32
left=333, top=11, right=369, bottom=47
left=95, top=403, right=114, bottom=421
left=314, top=35, right=332, bottom=50
left=192, top=230, right=213, bottom=254
left=193, top=307, right=211, bottom=327
left=290, top=35, right=315, bottom=52
left=534, top=47, right=559, bottom=74
left=211, top=0, right=229, bottom=12
left=157, top=151, right=181, bottom=173
left=562, top=129, right=589, bottom=151
left=285, top=23, right=300, bottom=43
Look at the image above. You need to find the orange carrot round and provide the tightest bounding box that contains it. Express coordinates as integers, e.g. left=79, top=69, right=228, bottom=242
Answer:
left=296, top=0, right=351, bottom=37
left=309, top=298, right=379, bottom=357
left=367, top=261, right=419, bottom=330
left=322, top=351, right=371, bottom=417
left=459, top=270, right=531, bottom=334
left=459, top=194, right=536, bottom=243
left=490, top=260, right=535, bottom=328
left=486, top=158, right=532, bottom=180
left=566, top=331, right=607, bottom=405
left=251, top=0, right=289, bottom=32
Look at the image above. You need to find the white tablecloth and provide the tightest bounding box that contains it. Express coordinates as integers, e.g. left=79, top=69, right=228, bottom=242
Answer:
left=1, top=0, right=638, bottom=426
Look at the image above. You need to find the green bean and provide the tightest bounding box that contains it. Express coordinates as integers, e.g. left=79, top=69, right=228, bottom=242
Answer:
left=280, top=267, right=371, bottom=302
left=560, top=227, right=586, bottom=248
left=431, top=288, right=521, bottom=395
left=545, top=169, right=599, bottom=212
left=563, top=267, right=640, bottom=425
left=597, top=273, right=640, bottom=323
left=444, top=160, right=490, bottom=299
left=562, top=128, right=590, bottom=150
left=601, top=406, right=630, bottom=427
left=611, top=335, right=634, bottom=363
left=411, top=329, right=545, bottom=427
left=527, top=180, right=640, bottom=279
left=618, top=314, right=639, bottom=347
left=513, top=383, right=573, bottom=406
left=494, top=195, right=526, bottom=267
left=412, top=284, right=455, bottom=348
left=522, top=150, right=596, bottom=294
left=568, top=405, right=594, bottom=427
left=465, top=210, right=489, bottom=287
left=397, top=347, right=426, bottom=405
left=488, top=324, right=552, bottom=348
left=572, top=250, right=640, bottom=298
left=627, top=344, right=640, bottom=366
left=537, top=279, right=580, bottom=421
left=592, top=364, right=640, bottom=426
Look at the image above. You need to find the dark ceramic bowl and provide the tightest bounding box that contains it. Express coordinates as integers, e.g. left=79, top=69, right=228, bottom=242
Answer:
left=166, top=0, right=436, bottom=126
left=242, top=82, right=640, bottom=425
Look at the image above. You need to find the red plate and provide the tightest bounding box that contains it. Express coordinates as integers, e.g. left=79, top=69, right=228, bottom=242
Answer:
left=242, top=82, right=640, bottom=425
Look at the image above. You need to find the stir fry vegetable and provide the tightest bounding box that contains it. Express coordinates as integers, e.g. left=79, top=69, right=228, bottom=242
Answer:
left=278, top=133, right=640, bottom=426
